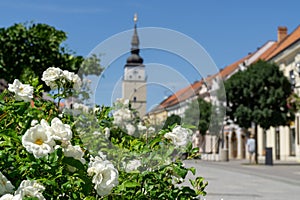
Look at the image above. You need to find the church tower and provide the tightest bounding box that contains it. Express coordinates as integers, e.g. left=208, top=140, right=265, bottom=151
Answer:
left=122, top=14, right=147, bottom=116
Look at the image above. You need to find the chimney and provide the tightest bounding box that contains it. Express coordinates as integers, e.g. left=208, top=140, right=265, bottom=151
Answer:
left=277, top=26, right=287, bottom=42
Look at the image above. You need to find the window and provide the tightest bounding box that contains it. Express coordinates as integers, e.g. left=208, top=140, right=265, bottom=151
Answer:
left=290, top=70, right=295, bottom=87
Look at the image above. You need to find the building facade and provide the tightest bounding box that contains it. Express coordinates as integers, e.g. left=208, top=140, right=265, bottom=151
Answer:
left=256, top=25, right=300, bottom=161
left=122, top=15, right=147, bottom=117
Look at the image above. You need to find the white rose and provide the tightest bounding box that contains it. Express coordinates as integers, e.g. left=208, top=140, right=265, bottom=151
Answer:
left=30, top=119, right=39, bottom=127
left=113, top=108, right=132, bottom=126
left=137, top=122, right=147, bottom=132
left=0, top=172, right=14, bottom=196
left=104, top=127, right=110, bottom=139
left=8, top=79, right=33, bottom=102
left=147, top=126, right=155, bottom=134
left=41, top=67, right=63, bottom=89
left=115, top=98, right=129, bottom=106
left=124, top=159, right=141, bottom=172
left=22, top=122, right=55, bottom=158
left=87, top=156, right=119, bottom=196
left=125, top=123, right=136, bottom=136
left=62, top=70, right=74, bottom=82
left=50, top=117, right=72, bottom=141
left=15, top=180, right=45, bottom=200
left=0, top=194, right=21, bottom=200
left=63, top=145, right=86, bottom=164
left=72, top=74, right=82, bottom=91
left=62, top=70, right=82, bottom=90
left=164, top=125, right=192, bottom=147
left=73, top=103, right=89, bottom=113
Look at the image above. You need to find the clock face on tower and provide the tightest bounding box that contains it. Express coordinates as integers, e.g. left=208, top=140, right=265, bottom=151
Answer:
left=125, top=67, right=145, bottom=81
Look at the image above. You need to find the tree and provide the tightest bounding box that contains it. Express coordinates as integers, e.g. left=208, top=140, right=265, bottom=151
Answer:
left=225, top=60, right=294, bottom=163
left=0, top=23, right=87, bottom=88
left=163, top=114, right=181, bottom=129
left=183, top=98, right=212, bottom=135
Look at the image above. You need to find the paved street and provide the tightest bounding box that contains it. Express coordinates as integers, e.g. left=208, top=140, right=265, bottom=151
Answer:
left=183, top=159, right=300, bottom=200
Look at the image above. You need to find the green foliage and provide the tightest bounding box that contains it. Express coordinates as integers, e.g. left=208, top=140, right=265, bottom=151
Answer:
left=183, top=98, right=212, bottom=135
left=225, top=60, right=294, bottom=129
left=0, top=23, right=103, bottom=90
left=0, top=75, right=207, bottom=199
left=79, top=54, right=104, bottom=77
left=163, top=114, right=181, bottom=129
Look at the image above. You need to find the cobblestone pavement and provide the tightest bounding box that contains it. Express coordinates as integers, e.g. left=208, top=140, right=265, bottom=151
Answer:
left=183, top=159, right=300, bottom=200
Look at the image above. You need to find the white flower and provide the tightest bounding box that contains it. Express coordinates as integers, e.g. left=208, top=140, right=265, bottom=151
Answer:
left=62, top=70, right=74, bottom=82
left=104, top=127, right=110, bottom=139
left=62, top=70, right=82, bottom=90
left=115, top=98, right=129, bottom=106
left=0, top=194, right=21, bottom=200
left=22, top=122, right=55, bottom=158
left=72, top=74, right=82, bottom=91
left=8, top=79, right=33, bottom=102
left=0, top=172, right=14, bottom=196
left=15, top=180, right=45, bottom=200
left=112, top=108, right=132, bottom=126
left=63, top=145, right=86, bottom=164
left=30, top=120, right=39, bottom=127
left=97, top=151, right=107, bottom=160
left=87, top=156, right=118, bottom=196
left=41, top=67, right=63, bottom=89
left=164, top=125, right=192, bottom=147
left=73, top=103, right=89, bottom=113
left=93, top=131, right=101, bottom=135
left=124, top=159, right=141, bottom=172
left=147, top=126, right=155, bottom=134
left=50, top=117, right=72, bottom=142
left=137, top=122, right=147, bottom=132
left=93, top=106, right=100, bottom=113
left=125, top=124, right=136, bottom=136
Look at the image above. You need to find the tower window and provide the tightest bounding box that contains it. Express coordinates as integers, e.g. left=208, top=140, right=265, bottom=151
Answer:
left=133, top=97, right=137, bottom=102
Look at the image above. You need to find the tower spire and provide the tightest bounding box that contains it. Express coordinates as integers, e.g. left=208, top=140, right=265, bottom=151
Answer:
left=131, top=13, right=139, bottom=49
left=126, top=13, right=143, bottom=65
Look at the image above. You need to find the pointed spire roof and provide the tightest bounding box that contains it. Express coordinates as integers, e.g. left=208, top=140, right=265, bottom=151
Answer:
left=131, top=13, right=139, bottom=49
left=126, top=13, right=143, bottom=66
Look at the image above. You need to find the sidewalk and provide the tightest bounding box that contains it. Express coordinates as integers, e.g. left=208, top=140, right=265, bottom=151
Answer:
left=183, top=159, right=300, bottom=200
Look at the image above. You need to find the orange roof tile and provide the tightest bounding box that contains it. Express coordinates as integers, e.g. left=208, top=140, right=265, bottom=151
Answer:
left=257, top=41, right=278, bottom=61
left=266, top=25, right=300, bottom=60
left=219, top=54, right=252, bottom=79
left=154, top=80, right=204, bottom=111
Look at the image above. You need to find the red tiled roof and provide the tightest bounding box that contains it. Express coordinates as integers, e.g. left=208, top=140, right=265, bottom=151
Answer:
left=256, top=41, right=278, bottom=61
left=219, top=54, right=252, bottom=80
left=153, top=80, right=204, bottom=111
left=265, top=25, right=300, bottom=60
left=152, top=25, right=300, bottom=113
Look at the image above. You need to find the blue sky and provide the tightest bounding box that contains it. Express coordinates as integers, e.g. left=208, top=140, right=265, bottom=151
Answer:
left=1, top=0, right=300, bottom=110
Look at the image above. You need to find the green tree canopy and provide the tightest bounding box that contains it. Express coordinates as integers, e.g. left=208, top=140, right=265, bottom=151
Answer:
left=0, top=23, right=102, bottom=89
left=163, top=114, right=181, bottom=129
left=183, top=98, right=212, bottom=135
left=225, top=60, right=294, bottom=130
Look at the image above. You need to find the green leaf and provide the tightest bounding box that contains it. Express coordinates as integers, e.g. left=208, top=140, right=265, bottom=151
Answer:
left=123, top=181, right=140, bottom=188
left=173, top=164, right=188, bottom=178
left=189, top=167, right=196, bottom=175
left=62, top=157, right=85, bottom=171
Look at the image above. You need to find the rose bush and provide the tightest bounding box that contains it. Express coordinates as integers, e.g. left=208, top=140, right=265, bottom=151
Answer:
left=0, top=67, right=207, bottom=199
